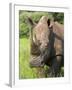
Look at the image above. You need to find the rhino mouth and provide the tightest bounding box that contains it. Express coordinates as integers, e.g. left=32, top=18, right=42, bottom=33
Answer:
left=29, top=49, right=50, bottom=68
left=29, top=56, right=44, bottom=67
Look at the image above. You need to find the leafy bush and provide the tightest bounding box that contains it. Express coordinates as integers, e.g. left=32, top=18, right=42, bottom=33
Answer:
left=19, top=11, right=64, bottom=38
left=19, top=11, right=53, bottom=38
left=51, top=12, right=64, bottom=24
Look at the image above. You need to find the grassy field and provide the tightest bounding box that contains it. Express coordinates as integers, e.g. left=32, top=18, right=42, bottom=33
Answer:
left=19, top=38, right=38, bottom=79
left=19, top=38, right=64, bottom=79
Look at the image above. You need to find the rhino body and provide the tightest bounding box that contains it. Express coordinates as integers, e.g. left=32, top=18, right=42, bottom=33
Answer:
left=28, top=16, right=64, bottom=77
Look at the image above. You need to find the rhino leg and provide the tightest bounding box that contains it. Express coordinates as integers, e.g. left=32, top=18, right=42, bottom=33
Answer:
left=48, top=56, right=62, bottom=77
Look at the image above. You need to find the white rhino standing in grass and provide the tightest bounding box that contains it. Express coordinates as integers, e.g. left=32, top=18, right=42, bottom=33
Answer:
left=28, top=16, right=64, bottom=77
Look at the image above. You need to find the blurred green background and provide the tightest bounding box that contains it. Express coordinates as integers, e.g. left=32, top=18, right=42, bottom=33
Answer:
left=19, top=11, right=64, bottom=79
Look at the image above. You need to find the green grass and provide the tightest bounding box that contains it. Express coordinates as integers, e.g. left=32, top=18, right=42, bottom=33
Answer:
left=19, top=38, right=37, bottom=79
left=19, top=38, right=64, bottom=79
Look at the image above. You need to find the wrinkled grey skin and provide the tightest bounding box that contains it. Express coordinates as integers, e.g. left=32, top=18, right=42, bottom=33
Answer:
left=28, top=16, right=64, bottom=77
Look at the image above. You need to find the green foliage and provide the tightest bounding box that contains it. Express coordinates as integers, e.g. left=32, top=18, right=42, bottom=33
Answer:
left=19, top=38, right=64, bottom=79
left=19, top=11, right=53, bottom=38
left=19, top=11, right=64, bottom=38
left=19, top=38, right=38, bottom=79
left=51, top=12, right=64, bottom=24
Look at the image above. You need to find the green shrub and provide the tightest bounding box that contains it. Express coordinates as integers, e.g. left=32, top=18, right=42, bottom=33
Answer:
left=19, top=11, right=53, bottom=38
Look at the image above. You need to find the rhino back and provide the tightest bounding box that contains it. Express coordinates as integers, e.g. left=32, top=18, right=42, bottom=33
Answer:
left=53, top=22, right=64, bottom=55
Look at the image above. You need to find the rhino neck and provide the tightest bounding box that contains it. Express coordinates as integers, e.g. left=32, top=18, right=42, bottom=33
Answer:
left=53, top=22, right=64, bottom=40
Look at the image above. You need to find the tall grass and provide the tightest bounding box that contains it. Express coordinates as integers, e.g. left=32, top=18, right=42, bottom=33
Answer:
left=19, top=38, right=64, bottom=79
left=19, top=38, right=38, bottom=79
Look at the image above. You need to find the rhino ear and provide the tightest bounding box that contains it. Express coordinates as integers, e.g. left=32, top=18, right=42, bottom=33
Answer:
left=47, top=19, right=50, bottom=26
left=27, top=17, right=35, bottom=26
left=47, top=19, right=53, bottom=28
